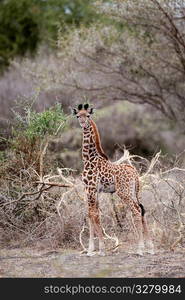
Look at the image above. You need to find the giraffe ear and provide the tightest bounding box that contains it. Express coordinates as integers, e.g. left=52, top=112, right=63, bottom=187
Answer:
left=78, top=104, right=83, bottom=111
left=89, top=108, right=95, bottom=114
left=71, top=108, right=78, bottom=115
left=84, top=103, right=89, bottom=110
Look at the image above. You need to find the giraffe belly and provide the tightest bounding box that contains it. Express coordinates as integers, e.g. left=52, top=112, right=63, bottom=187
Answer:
left=98, top=182, right=116, bottom=194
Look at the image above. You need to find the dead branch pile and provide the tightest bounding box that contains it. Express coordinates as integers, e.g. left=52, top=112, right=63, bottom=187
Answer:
left=0, top=148, right=185, bottom=252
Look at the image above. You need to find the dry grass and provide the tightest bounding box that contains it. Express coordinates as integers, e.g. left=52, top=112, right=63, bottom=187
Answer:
left=0, top=146, right=185, bottom=254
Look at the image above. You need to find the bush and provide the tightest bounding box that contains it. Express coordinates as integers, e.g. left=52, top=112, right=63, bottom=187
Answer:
left=12, top=101, right=66, bottom=140
left=0, top=100, right=70, bottom=246
left=7, top=101, right=66, bottom=172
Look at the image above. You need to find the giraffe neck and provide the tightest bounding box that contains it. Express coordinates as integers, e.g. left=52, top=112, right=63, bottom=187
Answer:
left=82, top=119, right=108, bottom=162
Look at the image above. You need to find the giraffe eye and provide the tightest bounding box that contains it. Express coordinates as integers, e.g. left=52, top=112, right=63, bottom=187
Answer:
left=87, top=115, right=90, bottom=118
left=77, top=115, right=79, bottom=118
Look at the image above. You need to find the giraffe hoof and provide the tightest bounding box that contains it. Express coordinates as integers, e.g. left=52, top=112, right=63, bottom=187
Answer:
left=80, top=249, right=88, bottom=255
left=98, top=250, right=106, bottom=256
left=86, top=251, right=96, bottom=257
left=146, top=248, right=155, bottom=255
left=145, top=242, right=155, bottom=255
left=136, top=249, right=144, bottom=256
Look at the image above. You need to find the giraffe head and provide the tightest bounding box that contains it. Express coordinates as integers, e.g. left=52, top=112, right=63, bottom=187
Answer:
left=72, top=104, right=94, bottom=129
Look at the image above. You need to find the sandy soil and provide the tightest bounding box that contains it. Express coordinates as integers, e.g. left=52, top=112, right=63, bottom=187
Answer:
left=0, top=246, right=185, bottom=278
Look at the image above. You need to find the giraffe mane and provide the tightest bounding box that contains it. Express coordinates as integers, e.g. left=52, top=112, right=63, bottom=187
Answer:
left=90, top=119, right=108, bottom=160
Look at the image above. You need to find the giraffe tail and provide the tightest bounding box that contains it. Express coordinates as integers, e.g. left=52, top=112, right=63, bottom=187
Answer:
left=135, top=177, right=146, bottom=217
left=139, top=203, right=145, bottom=216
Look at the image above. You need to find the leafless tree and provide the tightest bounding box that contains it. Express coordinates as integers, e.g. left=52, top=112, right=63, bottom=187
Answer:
left=54, top=0, right=185, bottom=128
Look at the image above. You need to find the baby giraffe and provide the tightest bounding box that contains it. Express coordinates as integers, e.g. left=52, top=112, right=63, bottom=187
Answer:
left=72, top=103, right=154, bottom=256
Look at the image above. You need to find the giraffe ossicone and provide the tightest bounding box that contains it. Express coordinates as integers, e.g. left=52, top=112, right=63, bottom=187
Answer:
left=73, top=103, right=154, bottom=256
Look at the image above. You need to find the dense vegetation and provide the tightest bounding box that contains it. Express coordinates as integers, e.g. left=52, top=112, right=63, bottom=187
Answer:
left=0, top=0, right=98, bottom=72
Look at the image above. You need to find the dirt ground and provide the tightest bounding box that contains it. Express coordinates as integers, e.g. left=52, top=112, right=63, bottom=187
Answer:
left=0, top=246, right=185, bottom=278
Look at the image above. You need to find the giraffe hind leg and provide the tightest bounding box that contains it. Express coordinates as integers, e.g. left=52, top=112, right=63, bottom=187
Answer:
left=86, top=218, right=96, bottom=256
left=141, top=214, right=155, bottom=254
left=136, top=183, right=154, bottom=254
left=116, top=189, right=145, bottom=255
left=132, top=207, right=145, bottom=255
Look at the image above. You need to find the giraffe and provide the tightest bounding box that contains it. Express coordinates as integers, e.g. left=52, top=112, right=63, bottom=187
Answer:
left=72, top=103, right=154, bottom=256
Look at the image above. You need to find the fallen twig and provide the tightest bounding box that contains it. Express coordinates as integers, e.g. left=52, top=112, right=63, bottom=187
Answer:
left=35, top=181, right=72, bottom=188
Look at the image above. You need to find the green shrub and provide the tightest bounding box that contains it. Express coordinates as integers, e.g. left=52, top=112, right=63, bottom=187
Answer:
left=13, top=102, right=66, bottom=140
left=9, top=101, right=67, bottom=173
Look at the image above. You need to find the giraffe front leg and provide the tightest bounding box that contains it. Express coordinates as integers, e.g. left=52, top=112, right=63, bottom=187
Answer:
left=93, top=212, right=105, bottom=256
left=88, top=204, right=105, bottom=256
left=87, top=218, right=95, bottom=256
left=87, top=188, right=105, bottom=256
